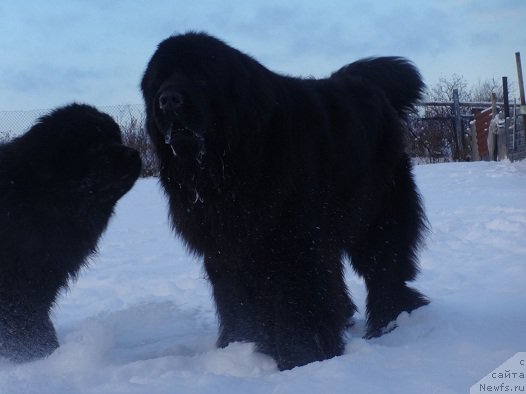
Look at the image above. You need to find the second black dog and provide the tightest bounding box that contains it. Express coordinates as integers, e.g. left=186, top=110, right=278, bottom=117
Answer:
left=0, top=104, right=142, bottom=362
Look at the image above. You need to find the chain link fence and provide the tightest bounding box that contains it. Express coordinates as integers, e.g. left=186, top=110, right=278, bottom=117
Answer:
left=0, top=104, right=146, bottom=137
left=0, top=108, right=50, bottom=141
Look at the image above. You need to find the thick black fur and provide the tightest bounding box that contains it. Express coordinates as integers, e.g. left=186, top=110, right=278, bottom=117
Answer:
left=141, top=32, right=429, bottom=370
left=0, top=104, right=141, bottom=362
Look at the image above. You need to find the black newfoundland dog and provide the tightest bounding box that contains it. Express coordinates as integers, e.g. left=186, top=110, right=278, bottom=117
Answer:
left=0, top=104, right=142, bottom=362
left=142, top=32, right=428, bottom=370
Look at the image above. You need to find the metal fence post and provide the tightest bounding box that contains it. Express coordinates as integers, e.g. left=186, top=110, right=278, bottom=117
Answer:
left=452, top=89, right=463, bottom=159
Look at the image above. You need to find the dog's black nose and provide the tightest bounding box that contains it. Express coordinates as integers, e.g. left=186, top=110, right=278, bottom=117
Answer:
left=159, top=91, right=183, bottom=111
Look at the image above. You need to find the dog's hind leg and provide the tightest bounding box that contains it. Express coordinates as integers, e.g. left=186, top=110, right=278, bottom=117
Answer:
left=348, top=156, right=429, bottom=338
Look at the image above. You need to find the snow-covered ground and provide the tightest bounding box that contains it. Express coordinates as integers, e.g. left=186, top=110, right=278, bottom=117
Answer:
left=1, top=160, right=525, bottom=394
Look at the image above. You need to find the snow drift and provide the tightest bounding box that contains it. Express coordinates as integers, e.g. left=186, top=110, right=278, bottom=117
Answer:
left=0, top=160, right=525, bottom=393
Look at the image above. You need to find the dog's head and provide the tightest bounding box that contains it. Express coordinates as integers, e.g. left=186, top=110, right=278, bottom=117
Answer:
left=141, top=32, right=276, bottom=162
left=24, top=104, right=142, bottom=205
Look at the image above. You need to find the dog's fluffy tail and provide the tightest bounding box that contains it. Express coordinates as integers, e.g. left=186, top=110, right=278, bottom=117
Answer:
left=332, top=57, right=425, bottom=118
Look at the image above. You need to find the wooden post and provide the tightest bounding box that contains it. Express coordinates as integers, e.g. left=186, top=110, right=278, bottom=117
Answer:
left=452, top=88, right=463, bottom=160
left=491, top=92, right=497, bottom=116
left=502, top=77, right=510, bottom=159
left=490, top=93, right=498, bottom=160
left=516, top=52, right=526, bottom=128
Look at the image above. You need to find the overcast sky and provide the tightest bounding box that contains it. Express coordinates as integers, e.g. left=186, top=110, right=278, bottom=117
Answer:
left=0, top=0, right=525, bottom=111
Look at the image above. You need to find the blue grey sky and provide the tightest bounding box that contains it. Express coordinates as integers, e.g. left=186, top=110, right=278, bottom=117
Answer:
left=0, top=0, right=524, bottom=110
